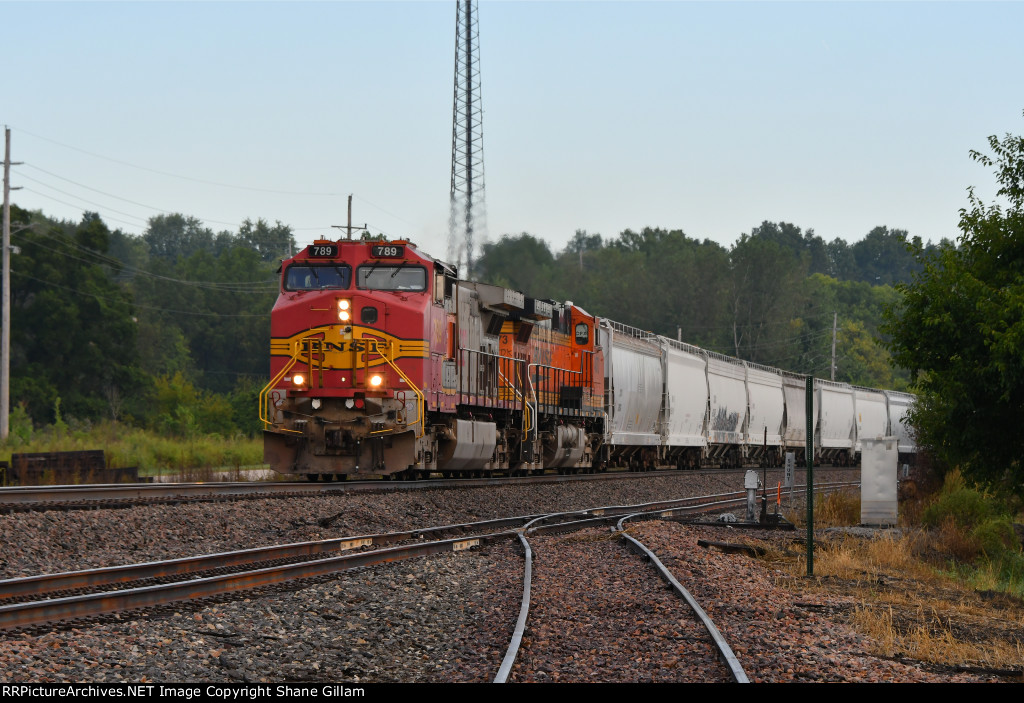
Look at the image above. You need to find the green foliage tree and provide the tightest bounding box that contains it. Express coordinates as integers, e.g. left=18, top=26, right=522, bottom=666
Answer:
left=10, top=210, right=142, bottom=424
left=142, top=214, right=216, bottom=261
left=129, top=226, right=279, bottom=397
left=728, top=232, right=809, bottom=364
left=884, top=115, right=1024, bottom=492
left=475, top=233, right=555, bottom=292
left=237, top=217, right=296, bottom=262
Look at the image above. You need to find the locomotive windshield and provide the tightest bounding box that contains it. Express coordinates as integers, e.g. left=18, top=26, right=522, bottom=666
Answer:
left=284, top=264, right=352, bottom=291
left=357, top=265, right=427, bottom=292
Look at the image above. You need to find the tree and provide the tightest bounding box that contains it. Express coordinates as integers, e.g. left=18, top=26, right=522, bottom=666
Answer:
left=10, top=211, right=142, bottom=424
left=474, top=233, right=555, bottom=293
left=849, top=226, right=920, bottom=286
left=237, top=218, right=295, bottom=262
left=142, top=214, right=215, bottom=261
left=884, top=114, right=1024, bottom=492
left=728, top=233, right=808, bottom=364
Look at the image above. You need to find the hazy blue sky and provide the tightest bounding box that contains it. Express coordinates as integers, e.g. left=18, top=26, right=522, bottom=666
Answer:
left=4, top=1, right=1023, bottom=256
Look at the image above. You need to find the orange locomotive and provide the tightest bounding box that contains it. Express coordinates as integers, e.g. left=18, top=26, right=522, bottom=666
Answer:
left=261, top=238, right=604, bottom=479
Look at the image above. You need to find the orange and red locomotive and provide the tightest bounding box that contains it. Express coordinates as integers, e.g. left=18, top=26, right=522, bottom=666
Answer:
left=261, top=237, right=603, bottom=479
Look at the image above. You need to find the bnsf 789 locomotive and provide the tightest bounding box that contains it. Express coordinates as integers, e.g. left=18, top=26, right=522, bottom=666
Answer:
left=261, top=237, right=916, bottom=479
left=262, top=237, right=603, bottom=479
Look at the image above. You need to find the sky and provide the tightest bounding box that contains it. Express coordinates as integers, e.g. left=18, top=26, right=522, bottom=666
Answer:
left=3, top=1, right=1023, bottom=257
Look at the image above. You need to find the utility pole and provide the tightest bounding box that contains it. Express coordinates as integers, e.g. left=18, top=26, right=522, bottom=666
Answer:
left=331, top=195, right=366, bottom=241
left=3, top=127, right=23, bottom=442
left=830, top=311, right=837, bottom=381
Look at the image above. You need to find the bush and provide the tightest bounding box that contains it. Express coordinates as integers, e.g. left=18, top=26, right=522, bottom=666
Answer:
left=6, top=404, right=34, bottom=446
left=921, top=470, right=995, bottom=529
left=971, top=517, right=1020, bottom=559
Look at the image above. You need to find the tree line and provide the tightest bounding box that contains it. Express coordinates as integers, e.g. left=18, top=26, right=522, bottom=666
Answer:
left=7, top=201, right=943, bottom=441
left=7, top=198, right=946, bottom=440
left=475, top=222, right=946, bottom=390
left=7, top=207, right=290, bottom=438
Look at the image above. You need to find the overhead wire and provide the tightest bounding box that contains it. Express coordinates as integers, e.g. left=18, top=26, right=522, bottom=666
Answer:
left=22, top=165, right=246, bottom=228
left=16, top=127, right=344, bottom=196
left=10, top=214, right=276, bottom=291
left=21, top=164, right=332, bottom=233
left=26, top=228, right=278, bottom=292
left=15, top=127, right=417, bottom=232
left=11, top=271, right=270, bottom=318
left=20, top=187, right=152, bottom=230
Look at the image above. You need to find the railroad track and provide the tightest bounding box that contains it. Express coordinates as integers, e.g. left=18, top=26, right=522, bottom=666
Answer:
left=492, top=509, right=755, bottom=682
left=0, top=466, right=855, bottom=512
left=0, top=481, right=855, bottom=635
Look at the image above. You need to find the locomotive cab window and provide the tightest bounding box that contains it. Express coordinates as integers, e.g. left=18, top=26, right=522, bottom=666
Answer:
left=285, top=264, right=351, bottom=291
left=357, top=265, right=427, bottom=292
left=575, top=322, right=590, bottom=345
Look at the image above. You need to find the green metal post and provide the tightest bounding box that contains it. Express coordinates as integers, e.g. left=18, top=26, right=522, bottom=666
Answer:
left=806, top=374, right=814, bottom=576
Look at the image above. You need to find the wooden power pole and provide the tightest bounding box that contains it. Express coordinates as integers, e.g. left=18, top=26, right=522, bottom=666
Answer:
left=3, top=128, right=23, bottom=441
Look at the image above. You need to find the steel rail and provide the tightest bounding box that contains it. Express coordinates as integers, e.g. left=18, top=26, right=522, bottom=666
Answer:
left=492, top=499, right=755, bottom=683
left=0, top=515, right=544, bottom=602
left=0, top=469, right=721, bottom=509
left=0, top=481, right=860, bottom=632
left=0, top=532, right=515, bottom=631
left=614, top=513, right=749, bottom=683
left=493, top=532, right=532, bottom=684
left=0, top=481, right=858, bottom=602
left=490, top=480, right=859, bottom=682
left=0, top=466, right=859, bottom=510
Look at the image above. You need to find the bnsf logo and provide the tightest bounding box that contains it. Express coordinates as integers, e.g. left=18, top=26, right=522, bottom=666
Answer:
left=301, top=340, right=386, bottom=353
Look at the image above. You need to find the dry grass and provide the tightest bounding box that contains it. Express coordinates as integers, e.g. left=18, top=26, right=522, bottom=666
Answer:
left=775, top=494, right=1024, bottom=672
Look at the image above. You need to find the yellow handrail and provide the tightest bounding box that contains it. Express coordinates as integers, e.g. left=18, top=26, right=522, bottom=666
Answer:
left=371, top=341, right=425, bottom=438
left=260, top=334, right=321, bottom=430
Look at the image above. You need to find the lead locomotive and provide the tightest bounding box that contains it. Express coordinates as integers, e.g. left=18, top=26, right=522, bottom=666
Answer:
left=262, top=237, right=602, bottom=479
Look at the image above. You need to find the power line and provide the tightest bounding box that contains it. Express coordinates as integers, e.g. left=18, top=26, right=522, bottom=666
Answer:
left=21, top=165, right=332, bottom=232
left=23, top=165, right=241, bottom=227
left=28, top=228, right=278, bottom=291
left=16, top=128, right=420, bottom=230
left=15, top=127, right=344, bottom=197
left=20, top=187, right=150, bottom=230
left=11, top=271, right=271, bottom=318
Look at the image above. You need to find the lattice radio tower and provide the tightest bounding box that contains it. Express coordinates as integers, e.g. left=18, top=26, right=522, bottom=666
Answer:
left=448, top=0, right=485, bottom=278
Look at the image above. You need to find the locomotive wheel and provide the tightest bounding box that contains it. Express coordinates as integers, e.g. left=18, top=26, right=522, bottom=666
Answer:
left=305, top=474, right=319, bottom=482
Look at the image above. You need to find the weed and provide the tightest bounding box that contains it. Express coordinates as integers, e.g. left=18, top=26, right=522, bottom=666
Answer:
left=0, top=422, right=265, bottom=479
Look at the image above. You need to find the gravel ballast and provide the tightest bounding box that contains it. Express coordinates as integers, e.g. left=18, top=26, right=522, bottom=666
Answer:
left=3, top=469, right=1000, bottom=683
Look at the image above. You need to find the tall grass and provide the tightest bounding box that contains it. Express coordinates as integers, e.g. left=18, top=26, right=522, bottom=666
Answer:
left=0, top=421, right=264, bottom=477
left=777, top=466, right=1024, bottom=668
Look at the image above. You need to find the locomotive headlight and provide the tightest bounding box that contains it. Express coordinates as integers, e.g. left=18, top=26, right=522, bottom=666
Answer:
left=369, top=374, right=384, bottom=388
left=292, top=374, right=305, bottom=386
left=338, top=299, right=351, bottom=321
